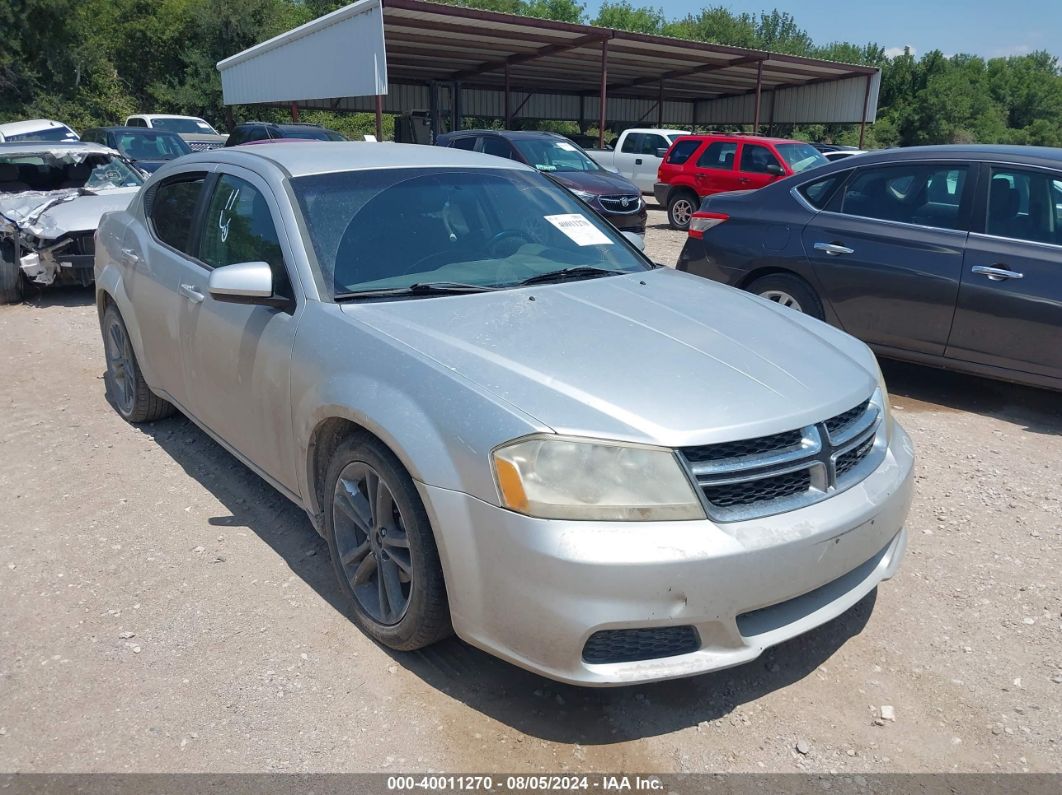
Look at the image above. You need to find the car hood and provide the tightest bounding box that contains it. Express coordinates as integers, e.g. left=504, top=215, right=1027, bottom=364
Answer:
left=547, top=170, right=641, bottom=196
left=0, top=187, right=138, bottom=239
left=342, top=268, right=878, bottom=446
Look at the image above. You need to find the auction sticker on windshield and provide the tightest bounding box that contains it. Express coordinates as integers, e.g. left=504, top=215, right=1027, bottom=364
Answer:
left=544, top=214, right=613, bottom=246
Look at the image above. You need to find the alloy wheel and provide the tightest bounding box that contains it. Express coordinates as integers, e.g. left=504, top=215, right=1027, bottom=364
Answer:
left=671, top=198, right=694, bottom=226
left=332, top=462, right=413, bottom=625
left=759, top=289, right=803, bottom=312
left=105, top=315, right=136, bottom=415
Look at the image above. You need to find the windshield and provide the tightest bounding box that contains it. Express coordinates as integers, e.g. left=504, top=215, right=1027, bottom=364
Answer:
left=292, top=168, right=649, bottom=299
left=6, top=126, right=78, bottom=143
left=510, top=139, right=602, bottom=173
left=0, top=152, right=144, bottom=193
left=776, top=143, right=829, bottom=173
left=115, top=131, right=192, bottom=160
left=150, top=117, right=218, bottom=135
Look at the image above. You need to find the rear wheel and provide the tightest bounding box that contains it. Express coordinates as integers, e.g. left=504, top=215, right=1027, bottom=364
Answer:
left=667, top=190, right=698, bottom=231
left=101, top=304, right=175, bottom=422
left=746, top=273, right=825, bottom=320
left=324, top=435, right=452, bottom=651
left=0, top=242, right=24, bottom=304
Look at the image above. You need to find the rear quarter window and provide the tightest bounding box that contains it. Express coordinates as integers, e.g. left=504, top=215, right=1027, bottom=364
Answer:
left=798, top=173, right=847, bottom=209
left=665, top=139, right=701, bottom=165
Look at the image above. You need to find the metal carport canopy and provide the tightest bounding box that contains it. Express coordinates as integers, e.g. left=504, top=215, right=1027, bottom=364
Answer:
left=217, top=0, right=880, bottom=138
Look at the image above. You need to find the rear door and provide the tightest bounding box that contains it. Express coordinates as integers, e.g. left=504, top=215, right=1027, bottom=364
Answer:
left=801, top=160, right=975, bottom=355
left=736, top=142, right=785, bottom=191
left=692, top=140, right=741, bottom=197
left=946, top=164, right=1062, bottom=378
left=176, top=167, right=302, bottom=490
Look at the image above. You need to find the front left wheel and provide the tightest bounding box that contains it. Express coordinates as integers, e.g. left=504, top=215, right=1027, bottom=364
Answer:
left=324, top=435, right=452, bottom=651
left=0, top=242, right=24, bottom=304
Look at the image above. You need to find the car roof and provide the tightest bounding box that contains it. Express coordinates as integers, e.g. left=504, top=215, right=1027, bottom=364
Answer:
left=129, top=114, right=207, bottom=121
left=88, top=126, right=182, bottom=135
left=0, top=141, right=113, bottom=156
left=673, top=133, right=807, bottom=145
left=0, top=119, right=74, bottom=135
left=832, top=144, right=1062, bottom=168
left=176, top=141, right=533, bottom=177
left=440, top=129, right=566, bottom=141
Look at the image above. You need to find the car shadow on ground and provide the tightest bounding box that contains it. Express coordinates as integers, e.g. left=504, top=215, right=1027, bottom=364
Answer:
left=881, top=359, right=1062, bottom=437
left=131, top=408, right=878, bottom=744
left=20, top=283, right=95, bottom=308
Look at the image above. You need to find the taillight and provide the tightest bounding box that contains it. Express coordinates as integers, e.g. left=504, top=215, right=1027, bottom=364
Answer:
left=688, top=211, right=729, bottom=239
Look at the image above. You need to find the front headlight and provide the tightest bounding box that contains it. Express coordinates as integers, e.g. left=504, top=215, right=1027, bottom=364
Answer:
left=492, top=436, right=705, bottom=521
left=871, top=357, right=893, bottom=444
left=570, top=189, right=596, bottom=203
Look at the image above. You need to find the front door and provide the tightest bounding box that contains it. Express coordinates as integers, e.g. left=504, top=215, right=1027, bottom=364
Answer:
left=736, top=142, right=785, bottom=191
left=802, top=161, right=975, bottom=355
left=947, top=164, right=1062, bottom=378
left=176, top=167, right=302, bottom=491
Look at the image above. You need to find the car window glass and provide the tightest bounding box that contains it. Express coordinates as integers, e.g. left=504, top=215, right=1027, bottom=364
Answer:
left=510, top=138, right=599, bottom=172
left=696, top=142, right=737, bottom=170
left=620, top=133, right=643, bottom=154
left=641, top=134, right=668, bottom=155
left=840, top=164, right=968, bottom=230
left=666, top=139, right=700, bottom=165
left=480, top=137, right=512, bottom=159
left=740, top=143, right=782, bottom=174
left=987, top=167, right=1062, bottom=245
left=450, top=137, right=477, bottom=151
left=150, top=177, right=205, bottom=254
left=799, top=173, right=845, bottom=209
left=198, top=175, right=289, bottom=294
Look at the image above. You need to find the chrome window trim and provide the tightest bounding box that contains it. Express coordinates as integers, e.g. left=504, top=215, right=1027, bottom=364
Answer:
left=967, top=230, right=1062, bottom=252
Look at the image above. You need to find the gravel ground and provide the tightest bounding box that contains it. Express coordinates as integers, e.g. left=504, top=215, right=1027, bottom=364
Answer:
left=1, top=217, right=1060, bottom=774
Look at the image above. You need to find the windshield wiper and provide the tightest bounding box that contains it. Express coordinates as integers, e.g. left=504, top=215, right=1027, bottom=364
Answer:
left=514, top=266, right=626, bottom=287
left=335, top=281, right=501, bottom=300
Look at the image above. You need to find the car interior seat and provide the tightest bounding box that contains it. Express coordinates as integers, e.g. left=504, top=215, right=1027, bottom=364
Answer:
left=0, top=163, right=31, bottom=193
left=988, top=177, right=1020, bottom=238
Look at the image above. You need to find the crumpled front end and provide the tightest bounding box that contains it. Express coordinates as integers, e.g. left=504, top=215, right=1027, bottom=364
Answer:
left=0, top=190, right=97, bottom=286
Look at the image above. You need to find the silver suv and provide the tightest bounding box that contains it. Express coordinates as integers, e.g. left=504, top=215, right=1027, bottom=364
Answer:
left=95, top=142, right=914, bottom=686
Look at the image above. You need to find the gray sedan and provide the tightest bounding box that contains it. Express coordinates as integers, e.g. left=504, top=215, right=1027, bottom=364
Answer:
left=95, top=142, right=914, bottom=685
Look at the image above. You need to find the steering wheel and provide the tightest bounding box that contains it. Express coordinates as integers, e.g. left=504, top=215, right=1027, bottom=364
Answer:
left=487, top=229, right=530, bottom=257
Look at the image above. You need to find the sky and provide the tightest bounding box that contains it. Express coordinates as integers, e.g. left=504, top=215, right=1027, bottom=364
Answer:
left=582, top=0, right=1062, bottom=59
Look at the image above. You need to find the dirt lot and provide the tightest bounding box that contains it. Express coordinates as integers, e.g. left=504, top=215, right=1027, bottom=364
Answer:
left=1, top=214, right=1060, bottom=774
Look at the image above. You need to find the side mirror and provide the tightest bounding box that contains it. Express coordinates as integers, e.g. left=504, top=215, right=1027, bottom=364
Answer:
left=208, top=261, right=286, bottom=308
left=655, top=147, right=668, bottom=158
left=621, top=231, right=646, bottom=251
left=765, top=163, right=785, bottom=176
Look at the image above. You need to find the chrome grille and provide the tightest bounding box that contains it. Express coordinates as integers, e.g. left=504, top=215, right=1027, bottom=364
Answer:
left=598, top=194, right=641, bottom=213
left=680, top=391, right=885, bottom=522
left=582, top=626, right=699, bottom=664
left=187, top=141, right=222, bottom=151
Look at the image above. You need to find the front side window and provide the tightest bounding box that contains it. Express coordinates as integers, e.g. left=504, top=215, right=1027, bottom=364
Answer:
left=640, top=134, right=668, bottom=155
left=510, top=138, right=601, bottom=173
left=840, top=164, right=969, bottom=230
left=666, top=139, right=701, bottom=165
left=696, top=141, right=737, bottom=170
left=291, top=168, right=650, bottom=299
left=775, top=143, right=828, bottom=173
left=149, top=176, right=205, bottom=253
left=986, top=167, right=1062, bottom=245
left=199, top=175, right=285, bottom=272
left=740, top=143, right=782, bottom=174
left=116, top=132, right=191, bottom=161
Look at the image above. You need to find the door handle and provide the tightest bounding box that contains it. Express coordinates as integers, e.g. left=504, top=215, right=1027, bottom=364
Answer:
left=972, top=265, right=1023, bottom=281
left=120, top=248, right=140, bottom=265
left=179, top=283, right=205, bottom=304
left=814, top=242, right=855, bottom=256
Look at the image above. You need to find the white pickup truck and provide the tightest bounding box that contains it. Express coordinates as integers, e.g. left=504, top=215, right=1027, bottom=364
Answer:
left=586, top=128, right=691, bottom=194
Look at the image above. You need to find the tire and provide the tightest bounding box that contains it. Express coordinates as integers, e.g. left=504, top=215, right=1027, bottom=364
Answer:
left=746, top=273, right=825, bottom=321
left=101, top=304, right=176, bottom=423
left=324, top=435, right=452, bottom=651
left=0, top=242, right=24, bottom=304
left=667, top=190, right=698, bottom=231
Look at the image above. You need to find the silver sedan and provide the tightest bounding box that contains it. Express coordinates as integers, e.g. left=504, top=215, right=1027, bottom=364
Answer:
left=94, top=142, right=914, bottom=686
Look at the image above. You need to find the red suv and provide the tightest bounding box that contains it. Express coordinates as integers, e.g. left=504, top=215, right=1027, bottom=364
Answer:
left=654, top=135, right=828, bottom=229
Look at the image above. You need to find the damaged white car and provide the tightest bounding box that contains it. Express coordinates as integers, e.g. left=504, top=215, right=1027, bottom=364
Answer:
left=1, top=141, right=143, bottom=302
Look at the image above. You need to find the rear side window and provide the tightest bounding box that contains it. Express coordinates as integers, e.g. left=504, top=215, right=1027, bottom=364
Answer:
left=449, top=137, right=477, bottom=151
left=840, top=164, right=969, bottom=230
left=149, top=176, right=205, bottom=253
left=986, top=167, right=1062, bottom=245
left=696, top=141, right=737, bottom=170
left=666, top=139, right=701, bottom=165
left=480, top=137, right=512, bottom=159
left=799, top=173, right=846, bottom=209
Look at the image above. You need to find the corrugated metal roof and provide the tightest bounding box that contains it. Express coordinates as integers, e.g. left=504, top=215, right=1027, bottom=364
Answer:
left=218, top=0, right=878, bottom=125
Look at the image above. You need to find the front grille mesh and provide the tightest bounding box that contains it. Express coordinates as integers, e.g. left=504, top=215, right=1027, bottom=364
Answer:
left=684, top=429, right=802, bottom=463
left=825, top=399, right=870, bottom=438
left=598, top=194, right=641, bottom=213
left=702, top=469, right=811, bottom=508
left=582, top=626, right=699, bottom=664
left=835, top=435, right=874, bottom=478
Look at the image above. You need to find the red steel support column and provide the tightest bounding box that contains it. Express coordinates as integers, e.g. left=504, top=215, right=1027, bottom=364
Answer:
left=375, top=95, right=383, bottom=141
left=504, top=62, right=511, bottom=129
left=859, top=73, right=872, bottom=148
left=290, top=102, right=300, bottom=122
left=753, top=61, right=763, bottom=130
left=598, top=38, right=609, bottom=149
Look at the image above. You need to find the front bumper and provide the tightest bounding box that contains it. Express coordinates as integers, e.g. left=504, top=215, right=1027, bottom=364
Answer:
left=419, top=422, right=914, bottom=686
